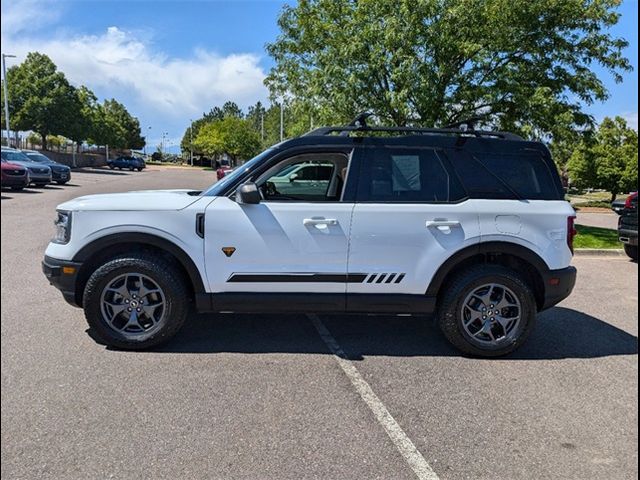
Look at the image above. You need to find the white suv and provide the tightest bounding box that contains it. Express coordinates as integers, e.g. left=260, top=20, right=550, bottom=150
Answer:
left=42, top=121, right=577, bottom=357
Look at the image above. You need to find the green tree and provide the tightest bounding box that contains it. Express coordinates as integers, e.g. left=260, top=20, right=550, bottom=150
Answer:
left=193, top=117, right=261, bottom=165
left=101, top=99, right=145, bottom=149
left=567, top=116, right=638, bottom=200
left=3, top=52, right=83, bottom=149
left=266, top=0, right=631, bottom=137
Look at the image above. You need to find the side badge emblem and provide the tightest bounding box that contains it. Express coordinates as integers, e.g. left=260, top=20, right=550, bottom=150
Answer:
left=222, top=247, right=236, bottom=258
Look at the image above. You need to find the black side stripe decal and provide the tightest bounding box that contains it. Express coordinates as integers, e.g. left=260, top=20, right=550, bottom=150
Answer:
left=227, top=273, right=407, bottom=284
left=227, top=273, right=368, bottom=283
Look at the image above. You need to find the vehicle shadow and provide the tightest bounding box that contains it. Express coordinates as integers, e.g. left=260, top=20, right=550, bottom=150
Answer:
left=141, top=307, right=637, bottom=360
left=1, top=194, right=12, bottom=200
left=72, top=168, right=130, bottom=176
left=2, top=188, right=42, bottom=195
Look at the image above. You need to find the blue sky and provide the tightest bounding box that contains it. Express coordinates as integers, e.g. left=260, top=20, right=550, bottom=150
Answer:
left=1, top=0, right=637, bottom=152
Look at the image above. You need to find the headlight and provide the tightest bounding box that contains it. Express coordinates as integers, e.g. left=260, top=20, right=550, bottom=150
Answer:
left=53, top=210, right=72, bottom=244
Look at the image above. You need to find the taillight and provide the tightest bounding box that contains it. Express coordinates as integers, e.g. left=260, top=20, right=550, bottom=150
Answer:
left=567, top=215, right=577, bottom=254
left=624, top=192, right=637, bottom=209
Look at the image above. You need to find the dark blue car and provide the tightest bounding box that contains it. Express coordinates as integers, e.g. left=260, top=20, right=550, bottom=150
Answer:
left=107, top=156, right=146, bottom=171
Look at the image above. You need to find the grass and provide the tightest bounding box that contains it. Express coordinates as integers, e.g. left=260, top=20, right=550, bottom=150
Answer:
left=574, top=224, right=620, bottom=249
left=573, top=200, right=614, bottom=210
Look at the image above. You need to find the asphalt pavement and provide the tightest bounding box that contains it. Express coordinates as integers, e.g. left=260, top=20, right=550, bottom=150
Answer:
left=1, top=167, right=637, bottom=480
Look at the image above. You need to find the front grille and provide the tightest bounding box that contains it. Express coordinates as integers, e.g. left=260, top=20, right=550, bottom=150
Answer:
left=30, top=167, right=49, bottom=174
left=5, top=169, right=26, bottom=176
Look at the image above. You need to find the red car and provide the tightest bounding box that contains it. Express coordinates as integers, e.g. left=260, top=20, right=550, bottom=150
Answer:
left=1, top=159, right=30, bottom=190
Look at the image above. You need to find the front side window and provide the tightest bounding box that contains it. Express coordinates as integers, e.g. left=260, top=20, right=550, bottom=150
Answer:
left=357, top=147, right=465, bottom=203
left=257, top=152, right=349, bottom=202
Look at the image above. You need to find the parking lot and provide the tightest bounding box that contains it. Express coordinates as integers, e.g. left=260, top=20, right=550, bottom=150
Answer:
left=1, top=167, right=638, bottom=480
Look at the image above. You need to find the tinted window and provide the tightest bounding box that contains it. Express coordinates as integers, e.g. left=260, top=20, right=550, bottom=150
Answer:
left=357, top=148, right=465, bottom=202
left=451, top=150, right=560, bottom=200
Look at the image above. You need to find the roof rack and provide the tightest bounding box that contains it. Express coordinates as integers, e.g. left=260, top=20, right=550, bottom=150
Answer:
left=303, top=113, right=523, bottom=141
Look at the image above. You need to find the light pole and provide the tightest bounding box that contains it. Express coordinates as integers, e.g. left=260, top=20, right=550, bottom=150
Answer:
left=189, top=119, right=193, bottom=166
left=280, top=100, right=284, bottom=142
left=144, top=126, right=151, bottom=156
left=2, top=53, right=16, bottom=146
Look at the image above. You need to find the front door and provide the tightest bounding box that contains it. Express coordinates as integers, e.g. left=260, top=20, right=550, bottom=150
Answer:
left=204, top=150, right=356, bottom=301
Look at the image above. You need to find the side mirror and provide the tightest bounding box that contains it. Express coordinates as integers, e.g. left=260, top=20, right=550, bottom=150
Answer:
left=289, top=173, right=299, bottom=183
left=236, top=182, right=261, bottom=204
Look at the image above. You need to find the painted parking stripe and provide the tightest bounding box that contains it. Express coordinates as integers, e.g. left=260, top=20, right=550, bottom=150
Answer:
left=307, top=314, right=439, bottom=480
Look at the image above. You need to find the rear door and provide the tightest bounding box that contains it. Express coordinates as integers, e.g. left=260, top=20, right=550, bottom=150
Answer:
left=347, top=139, right=480, bottom=308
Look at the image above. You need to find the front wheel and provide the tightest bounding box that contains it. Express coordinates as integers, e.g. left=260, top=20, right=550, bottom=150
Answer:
left=108, top=164, right=114, bottom=169
left=624, top=244, right=638, bottom=262
left=83, top=253, right=189, bottom=350
left=137, top=167, right=142, bottom=172
left=56, top=180, right=68, bottom=185
left=437, top=265, right=536, bottom=357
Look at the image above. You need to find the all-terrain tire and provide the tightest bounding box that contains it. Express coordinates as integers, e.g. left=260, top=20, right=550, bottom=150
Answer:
left=83, top=253, right=189, bottom=350
left=437, top=264, right=537, bottom=357
left=624, top=244, right=638, bottom=262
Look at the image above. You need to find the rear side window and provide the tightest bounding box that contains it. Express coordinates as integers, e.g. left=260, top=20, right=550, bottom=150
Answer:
left=357, top=147, right=466, bottom=202
left=451, top=150, right=560, bottom=200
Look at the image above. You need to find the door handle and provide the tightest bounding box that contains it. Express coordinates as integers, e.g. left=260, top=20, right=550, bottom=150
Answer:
left=303, top=218, right=338, bottom=226
left=426, top=220, right=460, bottom=228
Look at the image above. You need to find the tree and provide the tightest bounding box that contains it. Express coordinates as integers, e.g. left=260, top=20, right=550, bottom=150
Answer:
left=266, top=0, right=631, bottom=137
left=3, top=52, right=83, bottom=149
left=101, top=99, right=145, bottom=149
left=567, top=116, right=638, bottom=200
left=193, top=117, right=261, bottom=165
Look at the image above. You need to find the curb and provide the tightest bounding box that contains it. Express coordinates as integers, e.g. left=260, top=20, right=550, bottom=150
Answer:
left=574, top=248, right=625, bottom=256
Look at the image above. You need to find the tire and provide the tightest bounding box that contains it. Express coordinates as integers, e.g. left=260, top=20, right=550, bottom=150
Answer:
left=137, top=168, right=142, bottom=172
left=129, top=167, right=135, bottom=171
left=437, top=264, right=537, bottom=357
left=56, top=180, right=68, bottom=185
left=108, top=164, right=114, bottom=169
left=83, top=253, right=189, bottom=350
left=624, top=244, right=638, bottom=261
left=10, top=186, right=24, bottom=191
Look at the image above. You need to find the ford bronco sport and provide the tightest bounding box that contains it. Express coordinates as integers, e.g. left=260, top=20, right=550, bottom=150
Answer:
left=42, top=116, right=577, bottom=357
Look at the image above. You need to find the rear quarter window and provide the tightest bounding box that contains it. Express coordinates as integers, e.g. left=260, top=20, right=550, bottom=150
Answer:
left=451, top=150, right=561, bottom=200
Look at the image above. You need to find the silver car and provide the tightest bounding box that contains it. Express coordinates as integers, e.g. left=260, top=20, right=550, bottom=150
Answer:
left=0, top=148, right=52, bottom=186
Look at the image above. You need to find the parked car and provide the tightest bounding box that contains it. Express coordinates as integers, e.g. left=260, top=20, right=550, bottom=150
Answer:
left=618, top=192, right=638, bottom=261
left=21, top=149, right=72, bottom=185
left=107, top=156, right=146, bottom=171
left=1, top=148, right=52, bottom=186
left=611, top=197, right=626, bottom=214
left=1, top=158, right=30, bottom=190
left=43, top=116, right=577, bottom=357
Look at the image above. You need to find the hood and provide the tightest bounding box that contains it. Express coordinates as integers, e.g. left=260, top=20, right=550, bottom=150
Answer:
left=7, top=159, right=51, bottom=170
left=57, top=189, right=203, bottom=212
left=1, top=161, right=26, bottom=171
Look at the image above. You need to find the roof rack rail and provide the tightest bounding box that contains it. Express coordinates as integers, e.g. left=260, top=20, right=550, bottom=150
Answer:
left=303, top=125, right=522, bottom=141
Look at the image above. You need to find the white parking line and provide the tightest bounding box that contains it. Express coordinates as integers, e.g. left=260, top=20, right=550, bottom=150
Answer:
left=307, top=314, right=439, bottom=480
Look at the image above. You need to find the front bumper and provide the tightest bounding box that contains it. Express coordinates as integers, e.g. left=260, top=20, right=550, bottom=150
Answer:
left=42, top=255, right=82, bottom=307
left=1, top=174, right=29, bottom=187
left=540, top=266, right=577, bottom=311
left=52, top=169, right=71, bottom=182
left=29, top=173, right=52, bottom=184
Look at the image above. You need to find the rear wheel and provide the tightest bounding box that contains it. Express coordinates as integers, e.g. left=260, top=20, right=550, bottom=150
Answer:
left=108, top=164, right=114, bottom=169
left=437, top=265, right=536, bottom=357
left=10, top=186, right=24, bottom=191
left=56, top=180, right=68, bottom=185
left=83, top=253, right=189, bottom=350
left=137, top=167, right=142, bottom=172
left=624, top=244, right=638, bottom=261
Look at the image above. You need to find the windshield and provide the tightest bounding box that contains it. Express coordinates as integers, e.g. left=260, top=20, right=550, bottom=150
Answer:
left=25, top=152, right=52, bottom=163
left=202, top=148, right=276, bottom=196
left=1, top=150, right=30, bottom=162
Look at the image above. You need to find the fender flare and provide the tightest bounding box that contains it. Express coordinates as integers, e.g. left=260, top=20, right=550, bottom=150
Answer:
left=425, top=241, right=549, bottom=297
left=73, top=232, right=206, bottom=293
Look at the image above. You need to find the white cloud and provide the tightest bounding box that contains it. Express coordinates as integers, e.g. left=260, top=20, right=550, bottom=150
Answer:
left=621, top=112, right=638, bottom=131
left=1, top=0, right=269, bottom=146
